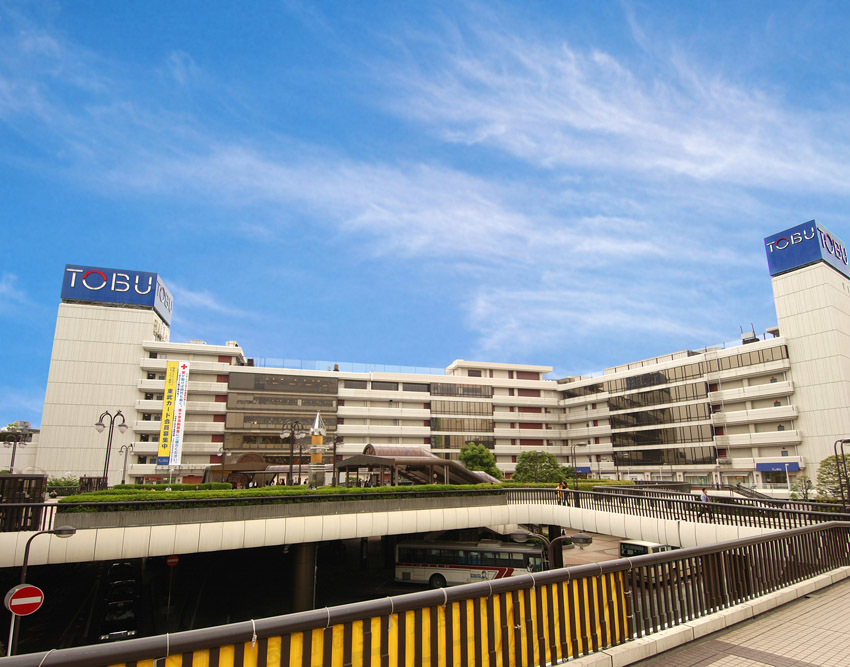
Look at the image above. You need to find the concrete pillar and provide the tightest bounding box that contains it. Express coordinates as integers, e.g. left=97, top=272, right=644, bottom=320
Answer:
left=548, top=525, right=564, bottom=569
left=382, top=535, right=397, bottom=568
left=291, top=542, right=317, bottom=612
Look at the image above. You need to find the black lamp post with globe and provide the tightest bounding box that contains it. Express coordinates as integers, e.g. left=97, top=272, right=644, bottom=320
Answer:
left=94, top=410, right=128, bottom=484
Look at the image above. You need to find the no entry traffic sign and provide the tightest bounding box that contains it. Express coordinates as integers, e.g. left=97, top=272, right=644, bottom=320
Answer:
left=4, top=585, right=44, bottom=617
left=166, top=555, right=179, bottom=567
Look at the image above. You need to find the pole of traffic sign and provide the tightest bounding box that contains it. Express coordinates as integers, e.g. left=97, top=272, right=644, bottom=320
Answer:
left=6, top=615, right=14, bottom=658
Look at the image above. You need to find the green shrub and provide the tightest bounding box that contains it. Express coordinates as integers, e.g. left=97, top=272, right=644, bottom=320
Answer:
left=48, top=474, right=80, bottom=487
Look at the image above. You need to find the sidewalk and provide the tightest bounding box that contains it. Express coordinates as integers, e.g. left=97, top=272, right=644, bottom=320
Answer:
left=635, top=576, right=850, bottom=666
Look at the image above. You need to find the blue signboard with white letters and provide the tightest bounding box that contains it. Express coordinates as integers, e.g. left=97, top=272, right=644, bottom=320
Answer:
left=764, top=221, right=850, bottom=279
left=61, top=265, right=173, bottom=325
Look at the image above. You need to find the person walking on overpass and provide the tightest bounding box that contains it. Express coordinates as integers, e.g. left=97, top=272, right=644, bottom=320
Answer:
left=699, top=487, right=710, bottom=521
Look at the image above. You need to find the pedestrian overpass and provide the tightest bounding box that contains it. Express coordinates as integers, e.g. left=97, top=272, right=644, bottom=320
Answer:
left=1, top=488, right=848, bottom=666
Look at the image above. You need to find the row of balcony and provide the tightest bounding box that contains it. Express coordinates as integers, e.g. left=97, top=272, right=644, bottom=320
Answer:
left=140, top=358, right=233, bottom=374
left=137, top=379, right=228, bottom=394
left=709, top=379, right=794, bottom=404
left=712, top=404, right=797, bottom=426
left=136, top=399, right=226, bottom=414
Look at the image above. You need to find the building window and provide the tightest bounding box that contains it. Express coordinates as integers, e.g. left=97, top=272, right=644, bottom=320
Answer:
left=403, top=383, right=429, bottom=392
left=770, top=377, right=777, bottom=383
left=144, top=393, right=153, bottom=400
left=344, top=380, right=368, bottom=390
left=778, top=425, right=785, bottom=431
left=147, top=372, right=156, bottom=380
left=774, top=400, right=781, bottom=407
left=431, top=383, right=493, bottom=398
left=467, top=370, right=482, bottom=378
left=149, top=352, right=157, bottom=359
left=372, top=381, right=399, bottom=391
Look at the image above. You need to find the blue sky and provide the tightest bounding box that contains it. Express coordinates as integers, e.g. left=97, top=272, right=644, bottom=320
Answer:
left=3, top=1, right=850, bottom=428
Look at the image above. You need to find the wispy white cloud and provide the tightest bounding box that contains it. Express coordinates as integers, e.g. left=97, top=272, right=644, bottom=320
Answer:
left=168, top=282, right=255, bottom=317
left=0, top=273, right=28, bottom=314
left=165, top=51, right=201, bottom=86
left=0, top=3, right=831, bottom=365
left=385, top=15, right=850, bottom=194
left=0, top=386, right=45, bottom=427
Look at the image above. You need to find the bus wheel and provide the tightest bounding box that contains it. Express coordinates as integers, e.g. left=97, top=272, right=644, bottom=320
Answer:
left=429, top=574, right=447, bottom=589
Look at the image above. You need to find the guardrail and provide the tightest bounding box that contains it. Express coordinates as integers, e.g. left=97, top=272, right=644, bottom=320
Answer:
left=508, top=488, right=850, bottom=530
left=2, top=487, right=849, bottom=532
left=2, top=522, right=847, bottom=666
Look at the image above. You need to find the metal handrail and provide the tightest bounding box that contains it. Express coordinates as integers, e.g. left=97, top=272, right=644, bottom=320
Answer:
left=2, top=521, right=848, bottom=666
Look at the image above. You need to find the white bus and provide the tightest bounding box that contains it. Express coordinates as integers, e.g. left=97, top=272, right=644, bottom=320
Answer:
left=395, top=539, right=545, bottom=588
left=618, top=540, right=675, bottom=557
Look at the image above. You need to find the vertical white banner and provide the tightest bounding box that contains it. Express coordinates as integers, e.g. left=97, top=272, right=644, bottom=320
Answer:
left=169, top=361, right=190, bottom=467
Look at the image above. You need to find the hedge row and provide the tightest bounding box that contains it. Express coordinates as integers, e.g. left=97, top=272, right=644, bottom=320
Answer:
left=56, top=483, right=509, bottom=512
left=110, top=483, right=232, bottom=491
left=54, top=480, right=622, bottom=512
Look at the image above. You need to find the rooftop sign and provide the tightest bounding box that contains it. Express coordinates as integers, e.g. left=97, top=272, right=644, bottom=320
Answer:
left=61, top=264, right=173, bottom=325
left=764, top=220, right=849, bottom=279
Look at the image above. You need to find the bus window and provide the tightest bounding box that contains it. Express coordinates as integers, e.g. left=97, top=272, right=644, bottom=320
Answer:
left=525, top=556, right=543, bottom=572
left=468, top=551, right=481, bottom=565
left=620, top=543, right=649, bottom=557
left=481, top=551, right=497, bottom=566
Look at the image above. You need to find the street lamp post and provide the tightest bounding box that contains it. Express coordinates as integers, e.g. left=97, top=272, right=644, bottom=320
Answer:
left=511, top=530, right=592, bottom=570
left=1, top=426, right=29, bottom=474
left=832, top=438, right=850, bottom=511
left=94, top=410, right=128, bottom=484
left=280, top=420, right=306, bottom=486
left=9, top=526, right=76, bottom=656
left=569, top=443, right=577, bottom=489
left=331, top=435, right=343, bottom=487
left=119, top=444, right=134, bottom=485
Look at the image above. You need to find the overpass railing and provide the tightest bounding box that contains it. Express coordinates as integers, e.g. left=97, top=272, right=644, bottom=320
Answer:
left=2, top=487, right=849, bottom=532
left=507, top=488, right=850, bottom=530
left=2, top=522, right=848, bottom=666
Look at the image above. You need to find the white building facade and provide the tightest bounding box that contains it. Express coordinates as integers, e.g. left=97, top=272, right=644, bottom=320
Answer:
left=30, top=222, right=850, bottom=492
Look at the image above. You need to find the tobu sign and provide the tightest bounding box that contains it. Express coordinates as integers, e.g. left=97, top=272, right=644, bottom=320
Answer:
left=764, top=221, right=850, bottom=279
left=61, top=264, right=174, bottom=325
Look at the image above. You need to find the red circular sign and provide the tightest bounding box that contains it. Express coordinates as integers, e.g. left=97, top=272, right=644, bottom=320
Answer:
left=4, top=584, right=44, bottom=616
left=166, top=555, right=179, bottom=567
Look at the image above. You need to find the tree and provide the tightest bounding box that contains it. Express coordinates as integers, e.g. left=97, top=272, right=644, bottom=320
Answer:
left=513, top=451, right=565, bottom=483
left=790, top=474, right=814, bottom=500
left=459, top=443, right=502, bottom=480
left=816, top=455, right=849, bottom=498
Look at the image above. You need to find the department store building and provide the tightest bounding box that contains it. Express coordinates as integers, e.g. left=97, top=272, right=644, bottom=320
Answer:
left=32, top=221, right=850, bottom=492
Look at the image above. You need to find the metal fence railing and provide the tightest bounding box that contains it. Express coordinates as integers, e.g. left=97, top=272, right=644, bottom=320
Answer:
left=2, top=487, right=849, bottom=533
left=2, top=522, right=848, bottom=666
left=506, top=488, right=850, bottom=530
